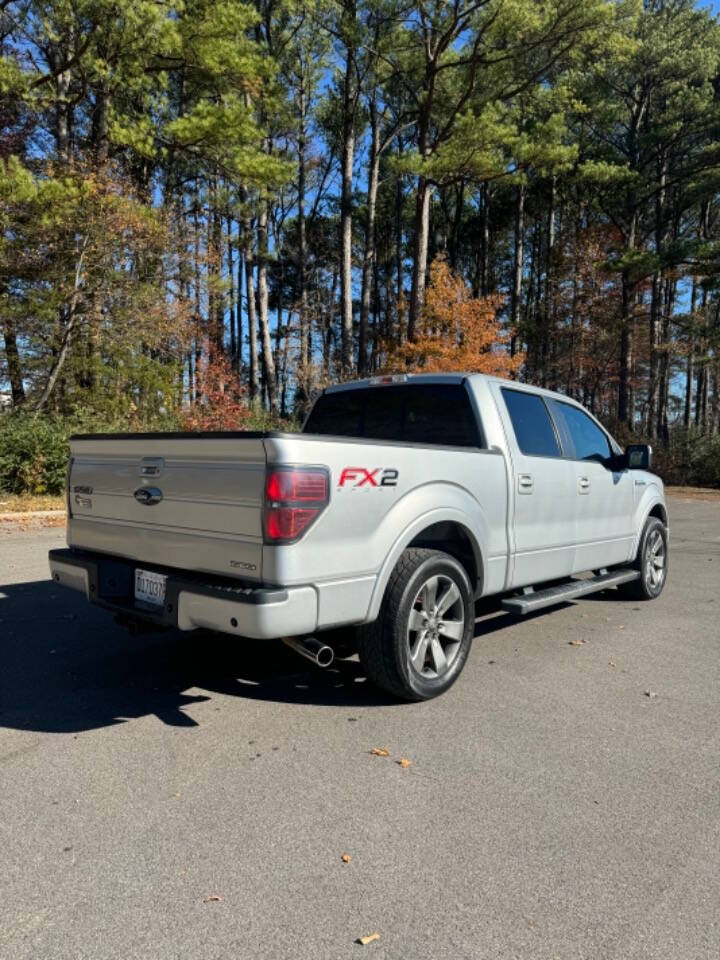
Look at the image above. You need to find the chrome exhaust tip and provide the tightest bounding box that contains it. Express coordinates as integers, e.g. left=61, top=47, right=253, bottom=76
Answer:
left=282, top=636, right=334, bottom=668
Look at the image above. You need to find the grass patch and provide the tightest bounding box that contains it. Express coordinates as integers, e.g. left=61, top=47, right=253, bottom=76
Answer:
left=0, top=494, right=66, bottom=513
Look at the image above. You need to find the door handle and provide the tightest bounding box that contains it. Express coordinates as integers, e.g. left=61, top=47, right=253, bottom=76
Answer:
left=518, top=474, right=534, bottom=494
left=578, top=476, right=590, bottom=494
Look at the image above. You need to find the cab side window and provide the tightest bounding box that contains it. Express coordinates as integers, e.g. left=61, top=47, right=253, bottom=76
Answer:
left=553, top=401, right=612, bottom=462
left=501, top=388, right=561, bottom=457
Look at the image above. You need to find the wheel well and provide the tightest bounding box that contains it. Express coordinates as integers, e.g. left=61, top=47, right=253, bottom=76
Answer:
left=648, top=503, right=668, bottom=526
left=407, top=522, right=480, bottom=591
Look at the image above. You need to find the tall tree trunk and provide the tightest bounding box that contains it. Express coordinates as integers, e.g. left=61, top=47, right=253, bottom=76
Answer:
left=657, top=275, right=675, bottom=445
left=477, top=182, right=490, bottom=296
left=647, top=273, right=662, bottom=436
left=695, top=283, right=708, bottom=429
left=35, top=239, right=87, bottom=411
left=297, top=75, right=310, bottom=381
left=1, top=306, right=26, bottom=406
left=91, top=85, right=110, bottom=164
left=50, top=38, right=73, bottom=163
left=257, top=201, right=278, bottom=413
left=324, top=270, right=338, bottom=381
left=408, top=70, right=434, bottom=341
left=227, top=213, right=236, bottom=366
left=618, top=213, right=638, bottom=426
left=449, top=181, right=464, bottom=272
left=280, top=317, right=290, bottom=417
left=235, top=218, right=244, bottom=375
left=358, top=100, right=380, bottom=376
left=274, top=259, right=284, bottom=389
left=408, top=176, right=432, bottom=342
left=192, top=194, right=202, bottom=403
left=510, top=183, right=525, bottom=357
left=541, top=176, right=556, bottom=386
left=339, top=3, right=357, bottom=376
left=243, top=211, right=260, bottom=402
left=647, top=154, right=667, bottom=438
left=210, top=183, right=224, bottom=353
left=684, top=275, right=697, bottom=428
left=395, top=142, right=404, bottom=333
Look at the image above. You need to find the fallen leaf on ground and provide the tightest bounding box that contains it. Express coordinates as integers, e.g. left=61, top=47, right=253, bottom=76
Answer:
left=341, top=853, right=351, bottom=863
left=203, top=895, right=223, bottom=903
left=356, top=933, right=380, bottom=946
left=644, top=690, right=658, bottom=699
left=369, top=747, right=389, bottom=757
left=396, top=757, right=412, bottom=768
left=568, top=639, right=585, bottom=646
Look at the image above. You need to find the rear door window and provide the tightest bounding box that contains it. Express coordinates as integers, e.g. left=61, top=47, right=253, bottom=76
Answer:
left=304, top=384, right=482, bottom=447
left=551, top=401, right=612, bottom=463
left=501, top=388, right=561, bottom=458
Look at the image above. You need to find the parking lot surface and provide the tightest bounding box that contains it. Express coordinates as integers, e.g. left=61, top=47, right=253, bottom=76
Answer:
left=1, top=496, right=718, bottom=960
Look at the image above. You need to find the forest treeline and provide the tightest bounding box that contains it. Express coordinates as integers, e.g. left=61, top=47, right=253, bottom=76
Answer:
left=1, top=0, right=720, bottom=486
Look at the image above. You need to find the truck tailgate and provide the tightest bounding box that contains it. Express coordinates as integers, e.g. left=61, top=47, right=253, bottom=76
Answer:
left=67, top=435, right=266, bottom=580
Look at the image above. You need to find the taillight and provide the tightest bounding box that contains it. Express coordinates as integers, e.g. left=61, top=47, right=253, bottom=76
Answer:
left=264, top=467, right=329, bottom=543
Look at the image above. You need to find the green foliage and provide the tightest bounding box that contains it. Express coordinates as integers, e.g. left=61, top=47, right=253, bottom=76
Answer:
left=0, top=415, right=71, bottom=495
left=653, top=429, right=720, bottom=489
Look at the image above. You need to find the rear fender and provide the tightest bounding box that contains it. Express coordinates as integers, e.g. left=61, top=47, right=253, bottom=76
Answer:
left=365, top=484, right=489, bottom=623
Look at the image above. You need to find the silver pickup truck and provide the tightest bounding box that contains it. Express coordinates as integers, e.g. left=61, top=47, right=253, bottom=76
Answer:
left=49, top=373, right=668, bottom=701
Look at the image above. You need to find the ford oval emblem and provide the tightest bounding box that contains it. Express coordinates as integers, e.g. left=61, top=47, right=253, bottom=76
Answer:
left=134, top=486, right=163, bottom=506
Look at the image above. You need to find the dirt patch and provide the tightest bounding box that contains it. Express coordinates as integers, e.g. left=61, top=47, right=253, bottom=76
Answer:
left=665, top=486, right=720, bottom=502
left=0, top=510, right=66, bottom=533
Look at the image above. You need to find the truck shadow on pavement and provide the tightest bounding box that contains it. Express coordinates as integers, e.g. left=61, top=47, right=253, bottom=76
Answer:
left=0, top=579, right=532, bottom=733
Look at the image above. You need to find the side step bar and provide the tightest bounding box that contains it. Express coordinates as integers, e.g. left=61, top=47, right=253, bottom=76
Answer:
left=502, top=568, right=640, bottom=616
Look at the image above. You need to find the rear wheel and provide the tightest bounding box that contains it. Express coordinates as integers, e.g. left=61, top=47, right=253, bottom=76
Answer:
left=357, top=548, right=474, bottom=701
left=621, top=516, right=668, bottom=600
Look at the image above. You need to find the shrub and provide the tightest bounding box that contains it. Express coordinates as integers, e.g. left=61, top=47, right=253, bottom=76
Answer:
left=654, top=429, right=720, bottom=488
left=0, top=414, right=71, bottom=495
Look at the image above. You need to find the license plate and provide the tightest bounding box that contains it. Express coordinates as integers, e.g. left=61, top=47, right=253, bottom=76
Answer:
left=134, top=569, right=167, bottom=607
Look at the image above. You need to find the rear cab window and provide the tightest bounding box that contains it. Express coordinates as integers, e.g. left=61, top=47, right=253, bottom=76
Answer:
left=550, top=401, right=612, bottom=463
left=303, top=383, right=482, bottom=447
left=501, top=388, right=561, bottom=457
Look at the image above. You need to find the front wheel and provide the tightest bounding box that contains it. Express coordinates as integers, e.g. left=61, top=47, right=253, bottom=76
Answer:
left=621, top=516, right=668, bottom=601
left=357, top=548, right=474, bottom=701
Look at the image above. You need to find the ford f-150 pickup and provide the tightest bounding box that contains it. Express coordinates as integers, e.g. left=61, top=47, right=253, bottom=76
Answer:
left=49, top=373, right=668, bottom=701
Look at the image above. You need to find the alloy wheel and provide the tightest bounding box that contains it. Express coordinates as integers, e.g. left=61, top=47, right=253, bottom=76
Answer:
left=645, top=528, right=666, bottom=590
left=407, top=574, right=466, bottom=679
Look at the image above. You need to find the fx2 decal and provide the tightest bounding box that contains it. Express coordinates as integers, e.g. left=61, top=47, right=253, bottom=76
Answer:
left=338, top=467, right=398, bottom=488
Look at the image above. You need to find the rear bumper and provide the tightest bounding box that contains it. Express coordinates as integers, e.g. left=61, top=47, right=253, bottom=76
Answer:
left=48, top=548, right=318, bottom=640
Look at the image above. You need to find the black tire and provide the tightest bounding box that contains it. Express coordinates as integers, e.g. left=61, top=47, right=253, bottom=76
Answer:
left=620, top=516, right=668, bottom=601
left=357, top=548, right=474, bottom=701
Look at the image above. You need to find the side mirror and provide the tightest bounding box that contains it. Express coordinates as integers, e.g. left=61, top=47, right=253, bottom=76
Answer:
left=625, top=443, right=652, bottom=470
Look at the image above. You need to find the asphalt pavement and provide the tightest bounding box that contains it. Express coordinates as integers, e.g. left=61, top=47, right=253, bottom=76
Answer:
left=0, top=496, right=718, bottom=960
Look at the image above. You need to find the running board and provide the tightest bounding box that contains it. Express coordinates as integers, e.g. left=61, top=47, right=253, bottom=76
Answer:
left=502, top=568, right=640, bottom=616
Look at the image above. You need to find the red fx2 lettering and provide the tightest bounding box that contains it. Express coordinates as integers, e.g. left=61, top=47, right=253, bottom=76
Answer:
left=338, top=467, right=399, bottom=488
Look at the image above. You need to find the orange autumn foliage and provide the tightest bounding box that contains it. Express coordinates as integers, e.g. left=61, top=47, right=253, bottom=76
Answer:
left=179, top=351, right=251, bottom=431
left=385, top=258, right=522, bottom=377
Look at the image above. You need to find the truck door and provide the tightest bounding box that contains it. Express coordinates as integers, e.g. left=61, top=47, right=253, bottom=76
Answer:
left=548, top=399, right=635, bottom=571
left=493, top=385, right=577, bottom=588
